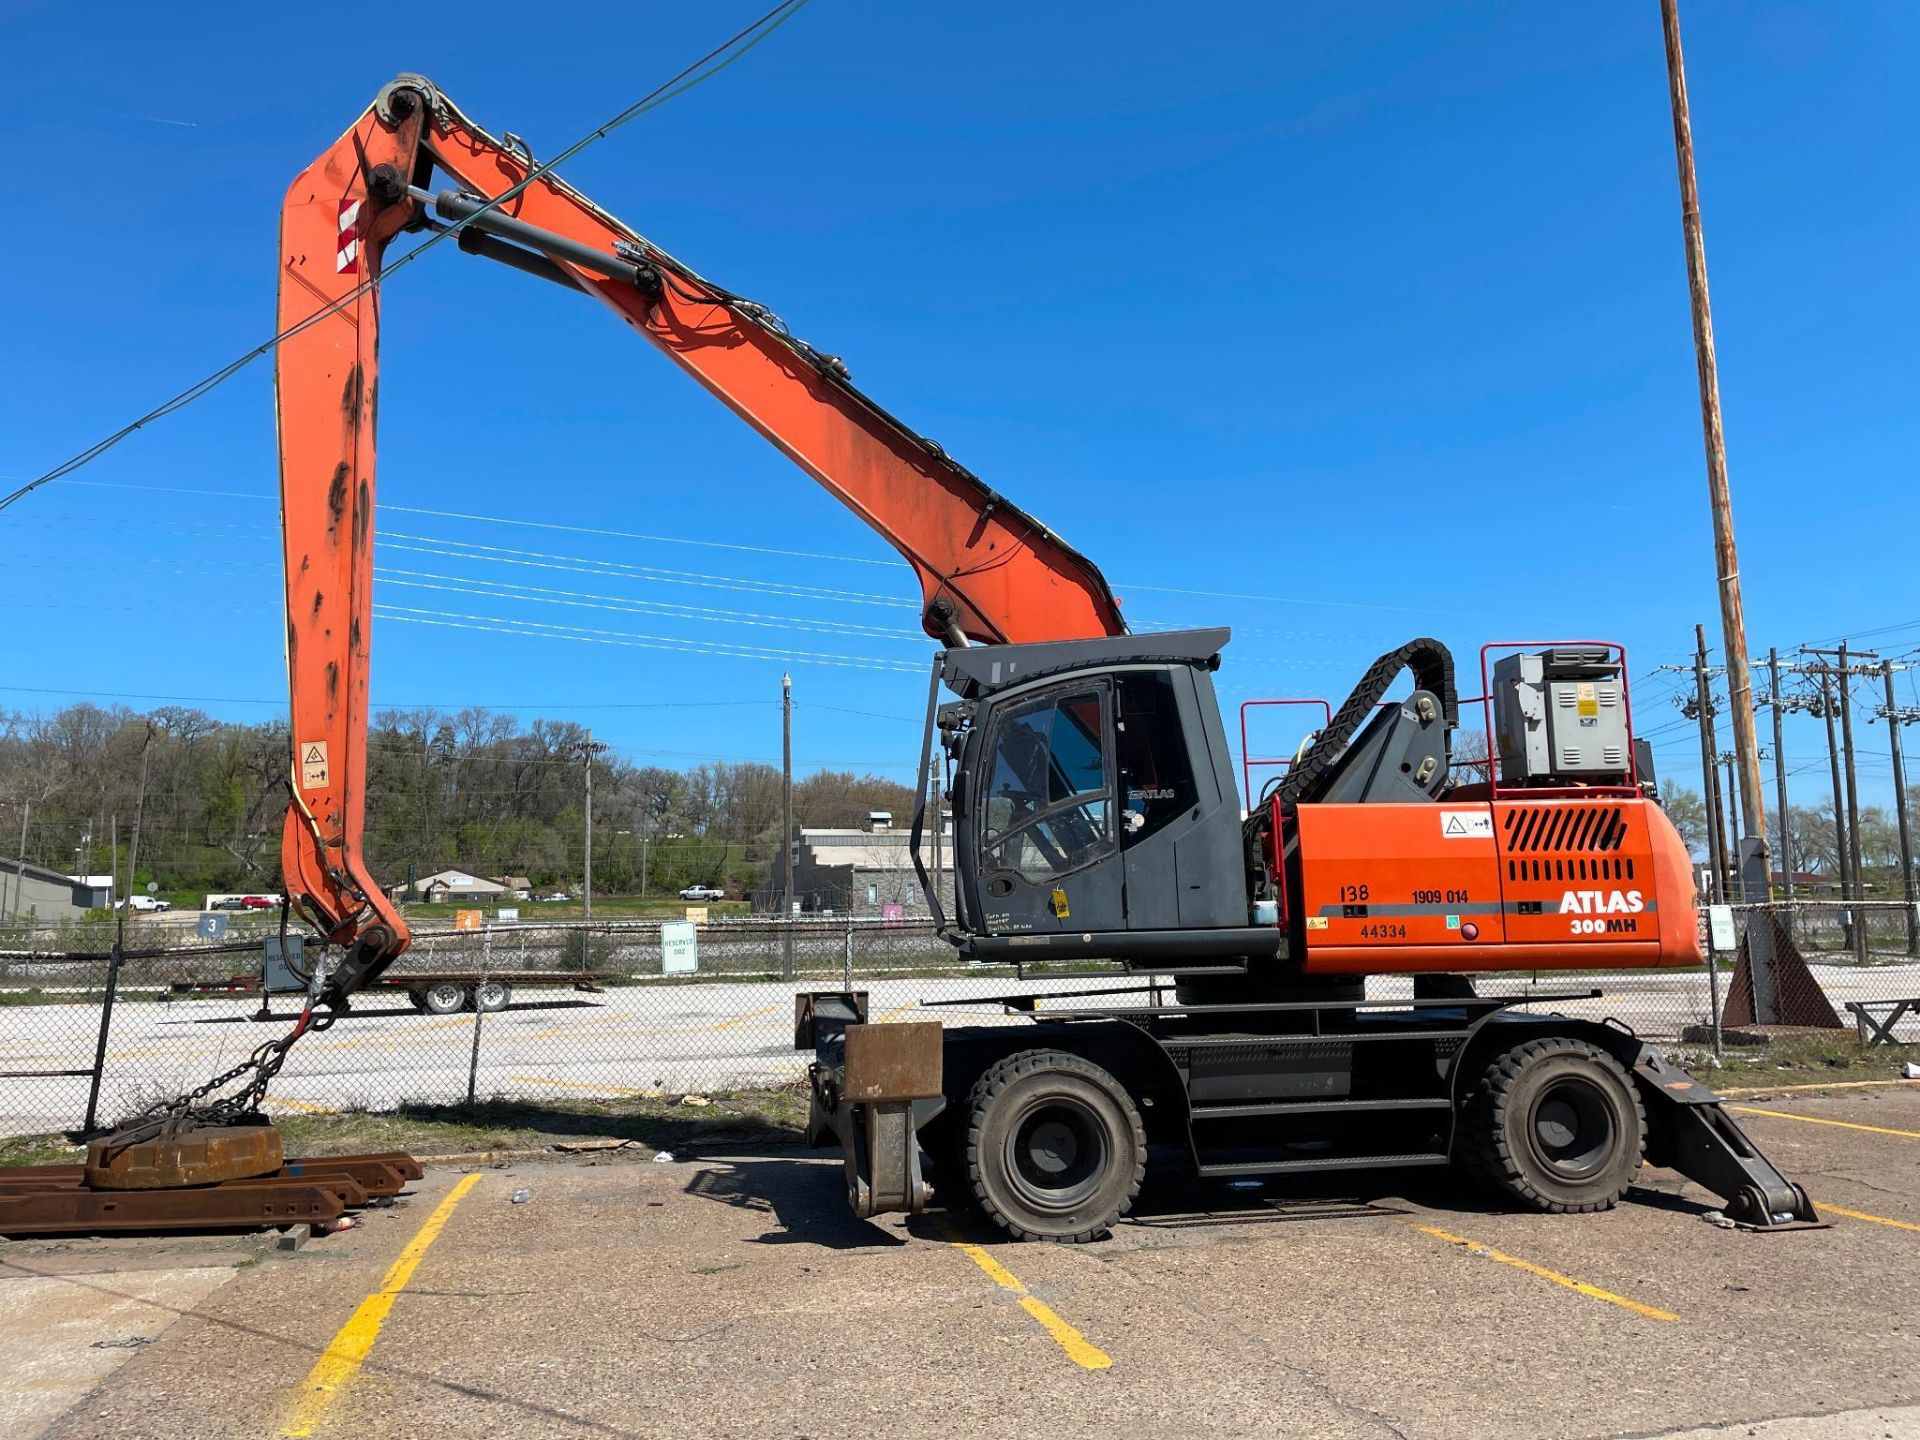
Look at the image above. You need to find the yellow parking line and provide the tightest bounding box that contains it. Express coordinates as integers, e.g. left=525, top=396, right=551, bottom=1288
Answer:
left=934, top=1223, right=1111, bottom=1369
left=1720, top=1079, right=1917, bottom=1098
left=279, top=1172, right=483, bottom=1437
left=1728, top=1106, right=1920, bottom=1141
left=708, top=1003, right=779, bottom=1032
left=1818, top=1200, right=1920, bottom=1234
left=524, top=1010, right=633, bottom=1042
left=508, top=1073, right=662, bottom=1099
left=877, top=1002, right=919, bottom=1023
left=1406, top=1223, right=1679, bottom=1322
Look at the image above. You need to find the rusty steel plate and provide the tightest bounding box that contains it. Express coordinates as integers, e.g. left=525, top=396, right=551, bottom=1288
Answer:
left=85, top=1122, right=284, bottom=1191
left=842, top=1021, right=943, bottom=1102
left=0, top=1179, right=348, bottom=1237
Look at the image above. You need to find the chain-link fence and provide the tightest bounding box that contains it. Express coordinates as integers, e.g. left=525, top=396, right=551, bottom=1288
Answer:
left=4, top=902, right=1918, bottom=1138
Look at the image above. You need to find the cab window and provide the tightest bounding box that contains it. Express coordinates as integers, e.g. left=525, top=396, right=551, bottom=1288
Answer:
left=1114, top=672, right=1197, bottom=848
left=980, top=688, right=1113, bottom=878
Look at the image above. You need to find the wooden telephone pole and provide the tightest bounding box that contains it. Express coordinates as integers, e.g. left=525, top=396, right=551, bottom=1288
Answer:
left=1661, top=0, right=1767, bottom=888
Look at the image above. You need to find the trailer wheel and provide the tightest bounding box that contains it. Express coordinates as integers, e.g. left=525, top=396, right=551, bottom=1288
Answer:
left=1460, top=1037, right=1645, bottom=1213
left=407, top=987, right=429, bottom=1012
left=420, top=982, right=468, bottom=1016
left=965, top=1049, right=1145, bottom=1244
left=475, top=980, right=512, bottom=1013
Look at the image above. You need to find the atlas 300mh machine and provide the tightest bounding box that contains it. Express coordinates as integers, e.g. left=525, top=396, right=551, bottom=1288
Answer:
left=55, top=77, right=1814, bottom=1243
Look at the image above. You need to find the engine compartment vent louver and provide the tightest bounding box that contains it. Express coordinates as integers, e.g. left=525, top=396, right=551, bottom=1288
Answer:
left=1501, top=805, right=1628, bottom=853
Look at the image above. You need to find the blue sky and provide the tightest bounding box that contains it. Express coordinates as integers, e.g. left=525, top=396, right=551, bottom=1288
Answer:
left=2, top=1, right=1914, bottom=812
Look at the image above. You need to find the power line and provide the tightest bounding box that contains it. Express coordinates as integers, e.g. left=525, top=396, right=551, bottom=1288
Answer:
left=373, top=605, right=923, bottom=672
left=38, top=480, right=1479, bottom=621
left=374, top=568, right=925, bottom=642
left=379, top=535, right=912, bottom=607
left=384, top=505, right=902, bottom=570
left=0, top=0, right=815, bottom=517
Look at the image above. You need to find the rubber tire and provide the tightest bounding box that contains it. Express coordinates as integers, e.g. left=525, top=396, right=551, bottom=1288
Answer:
left=965, top=1049, right=1145, bottom=1244
left=407, top=988, right=429, bottom=1012
left=475, top=980, right=512, bottom=1013
left=1459, top=1037, right=1645, bottom=1213
left=420, top=982, right=468, bottom=1016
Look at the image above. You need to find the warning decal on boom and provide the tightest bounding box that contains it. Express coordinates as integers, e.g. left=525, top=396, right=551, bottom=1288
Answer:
left=1440, top=810, right=1493, bottom=839
left=300, top=741, right=330, bottom=790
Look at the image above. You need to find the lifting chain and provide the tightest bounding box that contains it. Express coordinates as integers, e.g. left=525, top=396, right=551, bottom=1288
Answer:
left=107, top=960, right=340, bottom=1144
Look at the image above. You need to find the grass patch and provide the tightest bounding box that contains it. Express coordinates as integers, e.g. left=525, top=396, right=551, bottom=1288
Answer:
left=0, top=1133, right=85, bottom=1168
left=273, top=1082, right=810, bottom=1159
left=0, top=988, right=168, bottom=1006
left=1672, top=1031, right=1920, bottom=1089
left=0, top=1083, right=810, bottom=1170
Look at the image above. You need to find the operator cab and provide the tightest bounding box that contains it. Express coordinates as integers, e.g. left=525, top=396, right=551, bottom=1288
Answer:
left=912, top=629, right=1268, bottom=966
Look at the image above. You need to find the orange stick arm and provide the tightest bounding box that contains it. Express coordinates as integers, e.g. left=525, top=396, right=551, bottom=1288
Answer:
left=277, top=76, right=1125, bottom=986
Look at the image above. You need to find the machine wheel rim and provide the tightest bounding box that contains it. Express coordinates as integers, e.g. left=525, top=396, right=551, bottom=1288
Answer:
left=476, top=981, right=509, bottom=1011
left=1525, top=1076, right=1617, bottom=1182
left=1002, top=1094, right=1108, bottom=1213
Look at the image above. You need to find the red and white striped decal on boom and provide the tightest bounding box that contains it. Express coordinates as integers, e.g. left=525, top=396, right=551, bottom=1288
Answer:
left=336, top=199, right=363, bottom=275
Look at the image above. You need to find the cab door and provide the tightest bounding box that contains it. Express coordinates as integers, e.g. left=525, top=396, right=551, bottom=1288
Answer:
left=973, top=681, right=1125, bottom=935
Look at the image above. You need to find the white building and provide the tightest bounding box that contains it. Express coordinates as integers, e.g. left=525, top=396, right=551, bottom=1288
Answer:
left=395, top=870, right=509, bottom=904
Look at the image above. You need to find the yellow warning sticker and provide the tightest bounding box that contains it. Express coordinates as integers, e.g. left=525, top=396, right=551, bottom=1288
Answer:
left=299, top=740, right=330, bottom=791
left=1576, top=682, right=1599, bottom=717
left=1306, top=916, right=1330, bottom=931
left=1051, top=888, right=1071, bottom=919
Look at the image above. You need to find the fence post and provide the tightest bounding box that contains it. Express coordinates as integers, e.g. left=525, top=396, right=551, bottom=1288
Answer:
left=82, top=935, right=125, bottom=1132
left=843, top=913, right=854, bottom=991
left=466, top=923, right=492, bottom=1106
left=1706, top=912, right=1724, bottom=1060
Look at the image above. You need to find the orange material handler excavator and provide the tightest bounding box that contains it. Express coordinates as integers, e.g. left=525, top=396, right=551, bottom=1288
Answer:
left=268, top=76, right=1814, bottom=1241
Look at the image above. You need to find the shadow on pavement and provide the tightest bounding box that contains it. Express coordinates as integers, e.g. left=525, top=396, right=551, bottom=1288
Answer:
left=680, top=1154, right=908, bottom=1250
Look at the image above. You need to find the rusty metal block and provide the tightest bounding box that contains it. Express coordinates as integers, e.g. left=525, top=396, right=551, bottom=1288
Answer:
left=85, top=1122, right=284, bottom=1191
left=842, top=1021, right=942, bottom=1102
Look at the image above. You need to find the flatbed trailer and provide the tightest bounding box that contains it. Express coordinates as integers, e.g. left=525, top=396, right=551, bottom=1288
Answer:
left=171, top=970, right=612, bottom=1015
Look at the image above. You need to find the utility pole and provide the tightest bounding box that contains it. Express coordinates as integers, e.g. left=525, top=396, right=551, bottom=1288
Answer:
left=1720, top=751, right=1744, bottom=891
left=1814, top=663, right=1853, bottom=910
left=1768, top=649, right=1793, bottom=907
left=579, top=731, right=607, bottom=919
left=1879, top=662, right=1918, bottom=956
left=125, top=725, right=154, bottom=909
left=781, top=672, right=795, bottom=982
left=1838, top=643, right=1870, bottom=964
left=1661, top=0, right=1767, bottom=886
left=3, top=800, right=26, bottom=920
left=1692, top=626, right=1727, bottom=904
left=110, top=816, right=121, bottom=943
left=1807, top=645, right=1877, bottom=963
left=1707, top=748, right=1733, bottom=901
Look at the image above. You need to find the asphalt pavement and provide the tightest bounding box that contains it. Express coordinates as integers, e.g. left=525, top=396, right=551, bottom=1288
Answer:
left=7, top=1084, right=1920, bottom=1439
